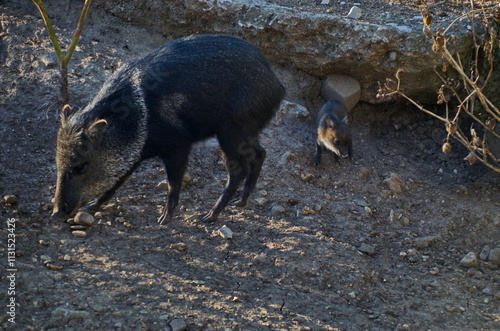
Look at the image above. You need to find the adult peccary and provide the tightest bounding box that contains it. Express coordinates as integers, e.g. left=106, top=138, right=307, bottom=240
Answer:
left=52, top=34, right=285, bottom=224
left=313, top=99, right=352, bottom=166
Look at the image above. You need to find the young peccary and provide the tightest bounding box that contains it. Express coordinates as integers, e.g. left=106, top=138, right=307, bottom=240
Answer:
left=313, top=99, right=353, bottom=166
left=52, top=35, right=285, bottom=224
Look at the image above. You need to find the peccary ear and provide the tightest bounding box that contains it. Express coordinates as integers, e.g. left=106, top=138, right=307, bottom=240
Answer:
left=325, top=117, right=336, bottom=129
left=60, top=104, right=74, bottom=122
left=87, top=119, right=108, bottom=142
left=342, top=116, right=349, bottom=125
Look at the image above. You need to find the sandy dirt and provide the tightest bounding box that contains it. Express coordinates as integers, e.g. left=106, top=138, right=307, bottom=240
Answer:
left=1, top=1, right=499, bottom=330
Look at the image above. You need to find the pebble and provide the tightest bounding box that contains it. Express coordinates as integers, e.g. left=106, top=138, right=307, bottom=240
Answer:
left=460, top=252, right=478, bottom=268
left=156, top=180, right=169, bottom=191
left=479, top=245, right=490, bottom=260
left=271, top=204, right=285, bottom=214
left=254, top=197, right=269, bottom=206
left=382, top=173, right=404, bottom=194
left=358, top=168, right=371, bottom=179
left=358, top=243, right=375, bottom=256
left=488, top=248, right=500, bottom=266
left=74, top=212, right=94, bottom=226
left=347, top=6, right=362, bottom=20
left=52, top=307, right=90, bottom=321
left=3, top=195, right=18, bottom=204
left=46, top=263, right=63, bottom=270
left=72, top=230, right=88, bottom=238
left=414, top=236, right=436, bottom=249
left=218, top=225, right=233, bottom=239
left=301, top=206, right=315, bottom=215
left=170, top=318, right=187, bottom=331
left=171, top=243, right=188, bottom=251
left=300, top=173, right=315, bottom=182
left=123, top=222, right=132, bottom=228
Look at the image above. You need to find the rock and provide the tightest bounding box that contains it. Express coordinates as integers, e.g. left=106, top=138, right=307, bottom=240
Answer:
left=72, top=230, right=88, bottom=238
left=488, top=248, right=500, bottom=266
left=254, top=197, right=269, bottom=206
left=382, top=173, right=404, bottom=194
left=479, top=245, right=490, bottom=261
left=253, top=254, right=267, bottom=263
left=347, top=6, right=362, bottom=20
left=281, top=100, right=310, bottom=119
left=300, top=173, right=315, bottom=182
left=460, top=252, right=478, bottom=268
left=171, top=243, right=188, bottom=251
left=156, top=180, right=169, bottom=191
left=101, top=0, right=483, bottom=105
left=358, top=243, right=375, bottom=256
left=3, top=195, right=18, bottom=204
left=170, top=318, right=187, bottom=331
left=218, top=225, right=233, bottom=239
left=414, top=236, right=436, bottom=249
left=301, top=206, right=315, bottom=215
left=74, top=212, right=94, bottom=226
left=271, top=204, right=285, bottom=214
left=320, top=74, right=361, bottom=111
left=52, top=307, right=91, bottom=322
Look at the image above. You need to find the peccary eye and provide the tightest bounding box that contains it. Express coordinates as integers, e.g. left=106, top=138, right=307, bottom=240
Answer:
left=334, top=139, right=341, bottom=145
left=72, top=162, right=88, bottom=176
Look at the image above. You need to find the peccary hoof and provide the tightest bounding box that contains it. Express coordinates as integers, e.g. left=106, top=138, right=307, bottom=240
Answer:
left=51, top=211, right=68, bottom=221
left=201, top=213, right=218, bottom=223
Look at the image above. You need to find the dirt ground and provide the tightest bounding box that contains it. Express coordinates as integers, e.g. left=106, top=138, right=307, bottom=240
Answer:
left=1, top=1, right=499, bottom=330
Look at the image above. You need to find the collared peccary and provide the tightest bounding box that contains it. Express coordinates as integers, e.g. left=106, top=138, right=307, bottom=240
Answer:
left=313, top=99, right=352, bottom=166
left=52, top=34, right=285, bottom=224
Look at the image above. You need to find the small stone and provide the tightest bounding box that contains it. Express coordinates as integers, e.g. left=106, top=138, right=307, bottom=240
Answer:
left=358, top=243, right=375, bottom=256
left=74, top=212, right=94, bottom=226
left=159, top=315, right=169, bottom=320
left=52, top=307, right=91, bottom=321
left=414, top=236, right=436, bottom=249
left=156, top=180, right=169, bottom=191
left=301, top=206, right=315, bottom=215
left=347, top=6, right=362, bottom=20
left=94, top=211, right=104, bottom=219
left=123, top=222, right=132, bottom=228
left=40, top=255, right=52, bottom=263
left=115, top=217, right=126, bottom=223
left=170, top=318, right=187, bottom=331
left=271, top=204, right=285, bottom=214
left=182, top=173, right=192, bottom=184
left=171, top=243, right=188, bottom=251
left=382, top=173, right=404, bottom=194
left=300, top=173, right=315, bottom=182
left=63, top=254, right=72, bottom=261
left=46, top=263, right=63, bottom=270
left=460, top=252, right=478, bottom=268
left=488, top=248, right=500, bottom=266
left=253, top=254, right=267, bottom=263
left=254, top=197, right=269, bottom=206
left=72, top=230, right=88, bottom=238
left=429, top=267, right=440, bottom=275
left=359, top=168, right=371, bottom=179
left=320, top=0, right=330, bottom=4
left=218, top=225, right=233, bottom=239
left=3, top=195, right=18, bottom=204
left=280, top=151, right=297, bottom=164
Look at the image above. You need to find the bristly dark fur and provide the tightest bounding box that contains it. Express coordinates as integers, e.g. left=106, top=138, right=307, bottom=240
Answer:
left=313, top=99, right=352, bottom=166
left=53, top=34, right=285, bottom=225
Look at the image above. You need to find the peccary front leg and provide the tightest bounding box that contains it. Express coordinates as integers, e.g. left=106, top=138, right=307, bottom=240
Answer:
left=157, top=149, right=190, bottom=225
left=81, top=163, right=141, bottom=213
left=313, top=141, right=323, bottom=166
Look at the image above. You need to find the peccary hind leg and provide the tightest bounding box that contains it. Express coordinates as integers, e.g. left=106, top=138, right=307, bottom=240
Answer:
left=233, top=139, right=266, bottom=207
left=202, top=135, right=251, bottom=223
